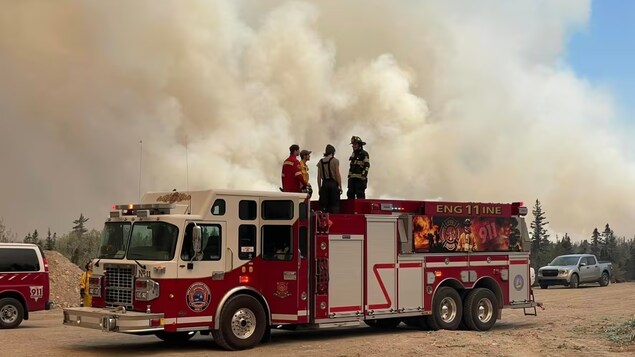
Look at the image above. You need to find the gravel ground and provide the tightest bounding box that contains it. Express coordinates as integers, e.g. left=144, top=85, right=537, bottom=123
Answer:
left=4, top=282, right=635, bottom=356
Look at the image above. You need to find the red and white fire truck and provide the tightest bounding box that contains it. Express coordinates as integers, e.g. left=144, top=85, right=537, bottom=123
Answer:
left=63, top=189, right=538, bottom=350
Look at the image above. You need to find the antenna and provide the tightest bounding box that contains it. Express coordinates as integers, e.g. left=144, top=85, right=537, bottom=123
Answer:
left=185, top=136, right=191, bottom=214
left=138, top=140, right=143, bottom=201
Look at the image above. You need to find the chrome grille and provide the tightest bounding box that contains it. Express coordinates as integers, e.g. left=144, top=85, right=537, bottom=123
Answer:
left=105, top=264, right=135, bottom=308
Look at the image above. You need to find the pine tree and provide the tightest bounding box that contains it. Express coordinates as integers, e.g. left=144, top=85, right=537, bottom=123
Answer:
left=69, top=213, right=92, bottom=265
left=0, top=218, right=15, bottom=243
left=23, top=232, right=33, bottom=244
left=73, top=214, right=89, bottom=238
left=530, top=199, right=550, bottom=269
left=45, top=228, right=56, bottom=250
left=561, top=233, right=573, bottom=254
left=32, top=229, right=40, bottom=247
left=591, top=228, right=601, bottom=257
left=577, top=239, right=590, bottom=254
left=602, top=224, right=617, bottom=262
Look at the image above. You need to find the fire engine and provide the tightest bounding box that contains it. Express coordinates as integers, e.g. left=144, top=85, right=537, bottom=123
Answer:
left=63, top=189, right=539, bottom=350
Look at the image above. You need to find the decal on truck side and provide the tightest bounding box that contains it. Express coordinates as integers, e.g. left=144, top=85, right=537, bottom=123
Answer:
left=513, top=275, right=524, bottom=291
left=274, top=282, right=290, bottom=298
left=30, top=285, right=44, bottom=301
left=186, top=282, right=211, bottom=312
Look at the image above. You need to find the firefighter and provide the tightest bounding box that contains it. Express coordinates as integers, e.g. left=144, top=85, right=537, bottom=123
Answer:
left=316, top=144, right=342, bottom=213
left=281, top=144, right=308, bottom=192
left=347, top=136, right=370, bottom=199
left=299, top=149, right=313, bottom=197
left=79, top=261, right=93, bottom=307
left=458, top=219, right=474, bottom=251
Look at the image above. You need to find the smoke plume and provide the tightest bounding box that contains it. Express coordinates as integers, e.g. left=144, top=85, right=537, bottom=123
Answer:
left=1, top=0, right=633, bottom=240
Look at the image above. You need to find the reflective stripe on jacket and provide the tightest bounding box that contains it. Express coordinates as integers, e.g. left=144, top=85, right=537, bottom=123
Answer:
left=281, top=155, right=307, bottom=192
left=348, top=149, right=370, bottom=180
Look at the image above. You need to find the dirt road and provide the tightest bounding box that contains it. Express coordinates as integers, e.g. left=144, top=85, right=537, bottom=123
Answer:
left=5, top=283, right=635, bottom=356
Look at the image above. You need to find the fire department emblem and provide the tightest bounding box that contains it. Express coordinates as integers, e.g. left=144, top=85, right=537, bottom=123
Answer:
left=513, top=274, right=524, bottom=291
left=273, top=282, right=291, bottom=299
left=157, top=191, right=191, bottom=204
left=186, top=282, right=211, bottom=312
left=440, top=218, right=460, bottom=251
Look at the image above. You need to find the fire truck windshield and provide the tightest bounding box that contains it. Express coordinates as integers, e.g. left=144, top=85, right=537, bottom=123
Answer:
left=126, top=222, right=179, bottom=261
left=98, top=222, right=131, bottom=259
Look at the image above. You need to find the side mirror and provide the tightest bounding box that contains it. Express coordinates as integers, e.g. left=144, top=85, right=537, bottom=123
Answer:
left=579, top=262, right=587, bottom=267
left=192, top=226, right=202, bottom=256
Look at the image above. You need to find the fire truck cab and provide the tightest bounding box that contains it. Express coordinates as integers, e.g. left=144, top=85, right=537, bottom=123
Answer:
left=63, top=189, right=537, bottom=350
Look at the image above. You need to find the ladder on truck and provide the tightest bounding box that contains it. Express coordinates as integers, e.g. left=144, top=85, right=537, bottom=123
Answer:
left=523, top=288, right=544, bottom=316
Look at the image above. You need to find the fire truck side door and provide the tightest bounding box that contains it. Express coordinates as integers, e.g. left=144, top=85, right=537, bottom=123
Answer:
left=176, top=222, right=226, bottom=324
left=260, top=222, right=300, bottom=324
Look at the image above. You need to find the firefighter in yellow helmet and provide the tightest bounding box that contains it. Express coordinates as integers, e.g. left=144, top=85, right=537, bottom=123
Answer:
left=79, top=260, right=93, bottom=307
left=347, top=136, right=370, bottom=199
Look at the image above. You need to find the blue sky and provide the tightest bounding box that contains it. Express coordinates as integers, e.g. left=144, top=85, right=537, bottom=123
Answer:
left=566, top=0, right=635, bottom=126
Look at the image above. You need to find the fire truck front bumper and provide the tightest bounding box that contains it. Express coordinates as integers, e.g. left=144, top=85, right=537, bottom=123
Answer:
left=63, top=307, right=165, bottom=334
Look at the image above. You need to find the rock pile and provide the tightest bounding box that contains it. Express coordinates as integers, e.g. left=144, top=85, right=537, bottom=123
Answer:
left=45, top=250, right=84, bottom=308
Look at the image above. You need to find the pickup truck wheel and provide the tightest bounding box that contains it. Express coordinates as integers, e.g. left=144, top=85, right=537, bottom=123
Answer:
left=0, top=297, right=24, bottom=329
left=429, top=287, right=462, bottom=330
left=155, top=331, right=196, bottom=343
left=462, top=288, right=498, bottom=331
left=599, top=272, right=610, bottom=287
left=569, top=273, right=579, bottom=288
left=212, top=295, right=267, bottom=351
left=539, top=283, right=548, bottom=289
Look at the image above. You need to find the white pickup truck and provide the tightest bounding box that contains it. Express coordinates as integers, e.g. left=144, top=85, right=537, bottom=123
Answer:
left=537, top=254, right=612, bottom=289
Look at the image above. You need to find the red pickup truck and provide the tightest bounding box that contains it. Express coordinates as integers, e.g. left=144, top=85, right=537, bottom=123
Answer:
left=0, top=243, right=52, bottom=328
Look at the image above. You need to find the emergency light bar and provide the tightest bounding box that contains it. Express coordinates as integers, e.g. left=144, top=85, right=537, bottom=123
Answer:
left=380, top=203, right=405, bottom=212
left=114, top=203, right=175, bottom=210
left=111, top=203, right=175, bottom=217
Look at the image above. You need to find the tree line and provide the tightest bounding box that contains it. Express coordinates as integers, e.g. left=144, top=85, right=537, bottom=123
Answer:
left=0, top=214, right=101, bottom=269
left=529, top=199, right=635, bottom=282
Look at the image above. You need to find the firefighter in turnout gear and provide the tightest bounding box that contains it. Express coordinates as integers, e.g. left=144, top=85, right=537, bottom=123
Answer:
left=347, top=136, right=370, bottom=199
left=79, top=261, right=93, bottom=307
left=281, top=144, right=308, bottom=193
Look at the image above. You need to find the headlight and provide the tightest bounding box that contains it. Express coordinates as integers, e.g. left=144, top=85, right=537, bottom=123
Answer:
left=89, top=275, right=103, bottom=297
left=559, top=269, right=569, bottom=275
left=134, top=278, right=160, bottom=301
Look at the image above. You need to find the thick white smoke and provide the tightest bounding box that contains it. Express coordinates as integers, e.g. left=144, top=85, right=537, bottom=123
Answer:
left=1, top=0, right=633, bottom=240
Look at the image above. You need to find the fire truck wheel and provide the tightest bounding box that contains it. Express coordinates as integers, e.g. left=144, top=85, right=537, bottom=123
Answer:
left=0, top=297, right=24, bottom=329
left=462, top=288, right=498, bottom=331
left=155, top=331, right=196, bottom=344
left=212, top=295, right=267, bottom=351
left=365, top=318, right=401, bottom=329
left=429, top=287, right=462, bottom=330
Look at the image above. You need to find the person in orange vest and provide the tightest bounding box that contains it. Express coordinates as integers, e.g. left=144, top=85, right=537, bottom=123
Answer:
left=281, top=144, right=308, bottom=192
left=79, top=261, right=93, bottom=307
